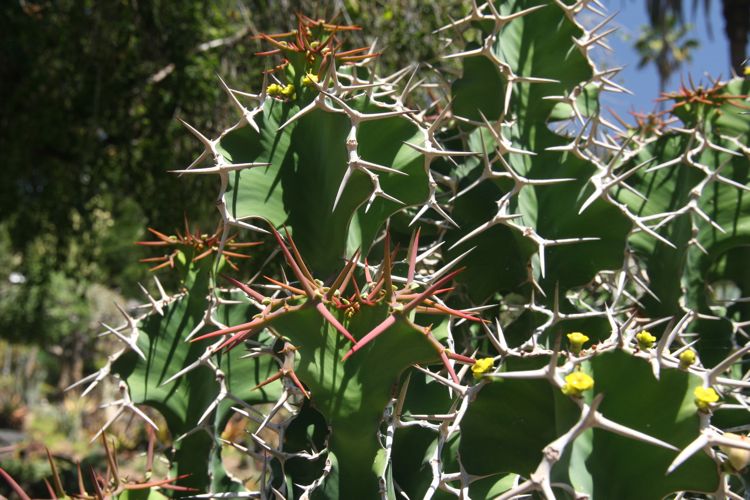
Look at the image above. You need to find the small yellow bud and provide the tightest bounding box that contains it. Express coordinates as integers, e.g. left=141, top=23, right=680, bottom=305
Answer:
left=471, top=358, right=494, bottom=379
left=561, top=371, right=594, bottom=398
left=719, top=433, right=750, bottom=471
left=694, top=386, right=720, bottom=411
left=281, top=83, right=295, bottom=97
left=636, top=330, right=657, bottom=350
left=267, top=83, right=283, bottom=96
left=267, top=83, right=294, bottom=99
left=679, top=348, right=696, bottom=368
left=566, top=332, right=589, bottom=355
left=302, top=72, right=319, bottom=87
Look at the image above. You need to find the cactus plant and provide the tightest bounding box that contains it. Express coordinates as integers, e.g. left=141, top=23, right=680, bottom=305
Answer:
left=49, top=4, right=750, bottom=499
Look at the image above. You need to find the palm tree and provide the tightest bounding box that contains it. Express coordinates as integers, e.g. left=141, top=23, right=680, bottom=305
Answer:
left=646, top=0, right=750, bottom=74
left=635, top=15, right=700, bottom=95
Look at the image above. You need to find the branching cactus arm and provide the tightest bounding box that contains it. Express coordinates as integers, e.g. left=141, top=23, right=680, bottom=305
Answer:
left=52, top=5, right=750, bottom=500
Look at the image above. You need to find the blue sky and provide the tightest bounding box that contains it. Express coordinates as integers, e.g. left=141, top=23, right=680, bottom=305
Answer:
left=595, top=0, right=732, bottom=119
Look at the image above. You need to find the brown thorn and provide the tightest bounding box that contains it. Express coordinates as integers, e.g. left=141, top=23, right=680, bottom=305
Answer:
left=0, top=467, right=32, bottom=500
left=383, top=231, right=393, bottom=302
left=439, top=350, right=460, bottom=384
left=139, top=256, right=169, bottom=263
left=149, top=260, right=173, bottom=272
left=89, top=466, right=104, bottom=499
left=364, top=258, right=373, bottom=283
left=402, top=268, right=465, bottom=313
left=220, top=250, right=252, bottom=259
left=327, top=249, right=360, bottom=300
left=146, top=227, right=174, bottom=243
left=45, top=448, right=65, bottom=497
left=228, top=241, right=264, bottom=248
left=222, top=274, right=266, bottom=302
left=101, top=434, right=119, bottom=488
left=270, top=227, right=315, bottom=298
left=406, top=227, right=421, bottom=286
left=282, top=226, right=315, bottom=283
left=192, top=248, right=213, bottom=262
left=255, top=49, right=283, bottom=57
left=43, top=478, right=57, bottom=499
left=77, top=461, right=87, bottom=497
left=253, top=371, right=284, bottom=392
left=263, top=275, right=306, bottom=295
left=146, top=426, right=155, bottom=475
left=288, top=370, right=311, bottom=398
left=134, top=241, right=170, bottom=246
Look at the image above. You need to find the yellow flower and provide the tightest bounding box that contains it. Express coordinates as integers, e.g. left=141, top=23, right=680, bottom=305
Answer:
left=679, top=348, right=696, bottom=368
left=562, top=371, right=594, bottom=398
left=302, top=72, right=319, bottom=87
left=566, top=332, right=589, bottom=355
left=471, top=357, right=494, bottom=379
left=744, top=66, right=750, bottom=76
left=694, top=386, right=720, bottom=411
left=636, top=330, right=657, bottom=350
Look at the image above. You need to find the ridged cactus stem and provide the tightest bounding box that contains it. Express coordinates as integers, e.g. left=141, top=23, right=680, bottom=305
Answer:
left=54, top=4, right=750, bottom=499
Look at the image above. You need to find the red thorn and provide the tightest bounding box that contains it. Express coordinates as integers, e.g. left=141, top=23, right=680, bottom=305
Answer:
left=407, top=227, right=421, bottom=286
left=0, top=468, right=31, bottom=500
left=364, top=259, right=372, bottom=283
left=342, top=314, right=397, bottom=361
left=263, top=275, right=306, bottom=295
left=191, top=321, right=258, bottom=343
left=253, top=371, right=284, bottom=392
left=315, top=302, right=356, bottom=343
left=146, top=227, right=174, bottom=243
left=123, top=474, right=197, bottom=491
left=222, top=274, right=266, bottom=302
left=288, top=370, right=311, bottom=398
left=403, top=268, right=466, bottom=313
left=270, top=227, right=315, bottom=298
left=445, top=351, right=476, bottom=365
left=440, top=351, right=460, bottom=384
left=217, top=329, right=254, bottom=351
left=43, top=479, right=57, bottom=499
